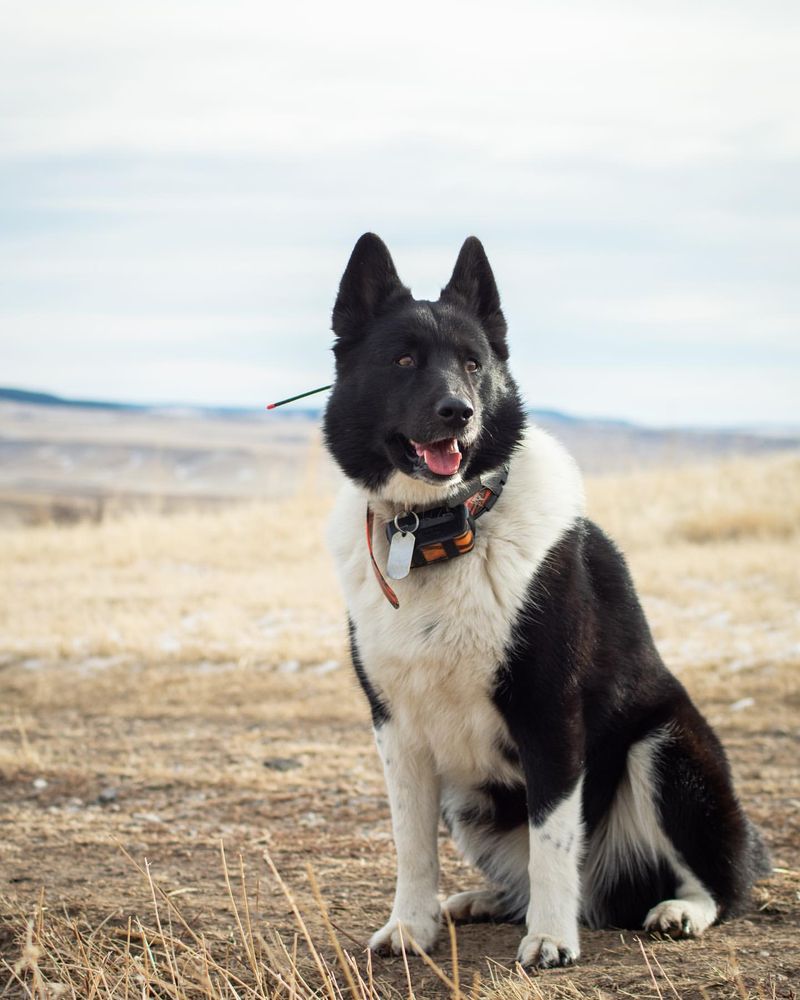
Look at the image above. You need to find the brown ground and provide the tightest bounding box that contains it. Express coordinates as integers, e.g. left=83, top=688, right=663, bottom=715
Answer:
left=1, top=446, right=799, bottom=999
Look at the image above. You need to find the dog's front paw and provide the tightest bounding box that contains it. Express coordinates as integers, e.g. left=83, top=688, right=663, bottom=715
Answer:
left=368, top=912, right=440, bottom=956
left=517, top=932, right=579, bottom=969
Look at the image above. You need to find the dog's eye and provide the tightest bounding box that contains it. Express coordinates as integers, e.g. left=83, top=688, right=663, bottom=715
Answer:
left=395, top=355, right=415, bottom=367
left=465, top=358, right=480, bottom=373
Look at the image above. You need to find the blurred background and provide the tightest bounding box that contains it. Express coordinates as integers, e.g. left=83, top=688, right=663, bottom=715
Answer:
left=1, top=4, right=799, bottom=997
left=2, top=0, right=799, bottom=524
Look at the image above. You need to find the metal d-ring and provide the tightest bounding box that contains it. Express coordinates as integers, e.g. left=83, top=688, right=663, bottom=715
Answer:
left=394, top=510, right=420, bottom=535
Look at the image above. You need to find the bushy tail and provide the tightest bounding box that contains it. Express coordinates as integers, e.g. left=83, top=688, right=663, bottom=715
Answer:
left=746, top=819, right=772, bottom=880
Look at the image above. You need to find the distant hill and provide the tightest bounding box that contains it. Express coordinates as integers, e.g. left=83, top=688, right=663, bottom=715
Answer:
left=0, top=387, right=144, bottom=411
left=2, top=384, right=798, bottom=440
left=0, top=386, right=322, bottom=419
left=0, top=385, right=618, bottom=426
left=1, top=384, right=798, bottom=525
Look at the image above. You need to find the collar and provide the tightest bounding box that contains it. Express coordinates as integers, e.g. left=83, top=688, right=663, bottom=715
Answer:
left=365, top=464, right=509, bottom=609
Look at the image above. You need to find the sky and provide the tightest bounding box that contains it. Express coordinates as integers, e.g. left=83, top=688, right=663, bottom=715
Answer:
left=1, top=1, right=798, bottom=428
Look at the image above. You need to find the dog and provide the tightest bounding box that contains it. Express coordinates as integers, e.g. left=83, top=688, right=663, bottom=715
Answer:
left=323, top=233, right=770, bottom=969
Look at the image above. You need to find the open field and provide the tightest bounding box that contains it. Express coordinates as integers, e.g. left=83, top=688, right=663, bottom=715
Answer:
left=2, top=400, right=798, bottom=525
left=0, top=403, right=332, bottom=525
left=1, top=434, right=799, bottom=998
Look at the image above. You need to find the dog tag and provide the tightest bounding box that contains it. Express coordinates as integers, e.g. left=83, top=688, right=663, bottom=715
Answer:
left=386, top=511, right=419, bottom=580
left=386, top=530, right=415, bottom=579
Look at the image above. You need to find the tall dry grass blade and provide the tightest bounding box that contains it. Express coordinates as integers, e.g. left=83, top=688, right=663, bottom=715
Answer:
left=135, top=916, right=154, bottom=982
left=289, top=932, right=299, bottom=1000
left=393, top=929, right=458, bottom=996
left=2, top=955, right=34, bottom=999
left=68, top=912, right=96, bottom=998
left=445, top=912, right=462, bottom=1000
left=345, top=951, right=374, bottom=1000
left=144, top=858, right=179, bottom=995
left=728, top=947, right=749, bottom=1000
left=238, top=853, right=265, bottom=995
left=510, top=959, right=541, bottom=1000
left=124, top=915, right=132, bottom=1000
left=115, top=839, right=260, bottom=997
left=272, top=929, right=315, bottom=997
left=262, top=849, right=337, bottom=1000
left=14, top=711, right=40, bottom=768
left=396, top=925, right=414, bottom=1000
left=328, top=919, right=366, bottom=951
left=13, top=915, right=46, bottom=1000
left=636, top=937, right=664, bottom=1000
left=200, top=938, right=222, bottom=1000
left=306, top=864, right=361, bottom=1000
left=649, top=949, right=682, bottom=1000
left=219, top=842, right=265, bottom=995
left=319, top=952, right=346, bottom=1000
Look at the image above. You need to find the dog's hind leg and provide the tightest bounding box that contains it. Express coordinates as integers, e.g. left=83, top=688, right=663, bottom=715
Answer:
left=643, top=873, right=717, bottom=939
left=442, top=784, right=530, bottom=924
left=584, top=719, right=766, bottom=938
left=442, top=888, right=518, bottom=924
left=644, top=710, right=768, bottom=937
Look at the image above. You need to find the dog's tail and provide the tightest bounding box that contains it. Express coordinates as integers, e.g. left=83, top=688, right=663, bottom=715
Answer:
left=746, top=819, right=772, bottom=881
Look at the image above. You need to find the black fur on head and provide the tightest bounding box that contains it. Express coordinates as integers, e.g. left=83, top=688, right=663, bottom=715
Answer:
left=324, top=234, right=526, bottom=494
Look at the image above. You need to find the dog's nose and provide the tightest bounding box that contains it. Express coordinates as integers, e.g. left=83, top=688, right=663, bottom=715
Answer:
left=436, top=396, right=474, bottom=427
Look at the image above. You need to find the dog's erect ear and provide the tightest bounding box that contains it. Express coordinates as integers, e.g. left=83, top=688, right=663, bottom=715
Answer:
left=441, top=237, right=508, bottom=360
left=332, top=233, right=410, bottom=340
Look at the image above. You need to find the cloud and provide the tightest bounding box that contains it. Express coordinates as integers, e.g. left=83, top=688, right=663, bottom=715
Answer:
left=0, top=1, right=798, bottom=426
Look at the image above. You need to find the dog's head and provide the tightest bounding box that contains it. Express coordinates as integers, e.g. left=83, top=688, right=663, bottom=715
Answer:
left=323, top=234, right=526, bottom=497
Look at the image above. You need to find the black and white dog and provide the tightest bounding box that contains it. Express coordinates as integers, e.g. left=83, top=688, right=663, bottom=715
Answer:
left=323, top=233, right=769, bottom=969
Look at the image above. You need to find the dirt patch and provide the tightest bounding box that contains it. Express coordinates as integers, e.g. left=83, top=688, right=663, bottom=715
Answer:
left=1, top=453, right=799, bottom=997
left=1, top=661, right=797, bottom=999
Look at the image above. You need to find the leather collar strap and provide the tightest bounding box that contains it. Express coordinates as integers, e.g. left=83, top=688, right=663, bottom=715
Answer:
left=365, top=464, right=509, bottom=610
left=366, top=507, right=401, bottom=609
left=457, top=466, right=508, bottom=519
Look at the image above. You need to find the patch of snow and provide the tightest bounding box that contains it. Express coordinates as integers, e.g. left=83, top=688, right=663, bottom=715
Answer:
left=132, top=812, right=163, bottom=824
left=79, top=655, right=126, bottom=674
left=180, top=612, right=207, bottom=632
left=158, top=633, right=182, bottom=653
left=310, top=659, right=340, bottom=675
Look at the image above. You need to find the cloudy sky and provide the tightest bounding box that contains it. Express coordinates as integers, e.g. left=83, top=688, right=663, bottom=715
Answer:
left=1, top=1, right=798, bottom=427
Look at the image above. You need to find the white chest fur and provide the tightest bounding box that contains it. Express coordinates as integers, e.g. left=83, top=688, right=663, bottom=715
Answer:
left=327, top=427, right=585, bottom=787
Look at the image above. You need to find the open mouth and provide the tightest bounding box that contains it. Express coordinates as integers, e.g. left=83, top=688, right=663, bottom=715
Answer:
left=395, top=435, right=464, bottom=479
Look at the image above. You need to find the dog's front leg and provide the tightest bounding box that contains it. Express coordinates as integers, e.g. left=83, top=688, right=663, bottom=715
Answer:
left=517, top=776, right=584, bottom=969
left=369, top=723, right=441, bottom=956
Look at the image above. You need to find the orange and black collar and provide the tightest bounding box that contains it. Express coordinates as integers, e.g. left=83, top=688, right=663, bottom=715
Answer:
left=365, top=465, right=509, bottom=609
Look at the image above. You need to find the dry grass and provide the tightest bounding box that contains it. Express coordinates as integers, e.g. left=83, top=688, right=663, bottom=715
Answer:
left=3, top=849, right=794, bottom=1000
left=1, top=446, right=799, bottom=998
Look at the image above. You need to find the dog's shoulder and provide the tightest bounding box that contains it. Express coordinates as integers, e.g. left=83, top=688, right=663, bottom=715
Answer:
left=495, top=424, right=586, bottom=561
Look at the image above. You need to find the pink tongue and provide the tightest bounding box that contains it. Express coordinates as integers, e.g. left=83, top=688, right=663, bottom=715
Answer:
left=413, top=438, right=462, bottom=476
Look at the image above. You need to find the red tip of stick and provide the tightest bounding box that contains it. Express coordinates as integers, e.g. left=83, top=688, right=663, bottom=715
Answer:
left=266, top=403, right=276, bottom=410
